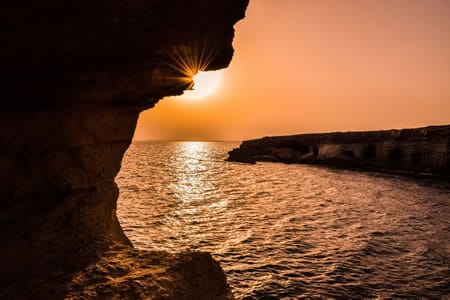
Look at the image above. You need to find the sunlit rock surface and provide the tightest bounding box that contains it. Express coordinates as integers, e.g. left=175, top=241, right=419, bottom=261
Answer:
left=0, top=0, right=247, bottom=298
left=227, top=125, right=450, bottom=179
left=66, top=248, right=232, bottom=300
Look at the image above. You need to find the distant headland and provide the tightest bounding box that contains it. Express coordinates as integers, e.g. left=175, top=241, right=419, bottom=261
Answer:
left=227, top=125, right=450, bottom=179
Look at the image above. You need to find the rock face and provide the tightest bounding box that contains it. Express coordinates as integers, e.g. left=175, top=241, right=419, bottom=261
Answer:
left=65, top=250, right=233, bottom=300
left=227, top=125, right=450, bottom=178
left=0, top=0, right=248, bottom=298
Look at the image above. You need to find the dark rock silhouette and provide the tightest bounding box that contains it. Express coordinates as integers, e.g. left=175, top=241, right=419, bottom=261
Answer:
left=0, top=0, right=248, bottom=298
left=227, top=125, right=450, bottom=179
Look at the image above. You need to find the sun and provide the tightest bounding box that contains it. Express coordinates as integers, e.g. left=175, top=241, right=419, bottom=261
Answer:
left=182, top=70, right=223, bottom=100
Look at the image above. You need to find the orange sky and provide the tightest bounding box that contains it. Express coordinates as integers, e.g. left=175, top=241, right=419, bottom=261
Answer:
left=133, top=0, right=450, bottom=141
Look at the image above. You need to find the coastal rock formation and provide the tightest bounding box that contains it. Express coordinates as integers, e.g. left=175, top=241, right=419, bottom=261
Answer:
left=3, top=245, right=232, bottom=299
left=0, top=0, right=248, bottom=298
left=227, top=125, right=450, bottom=178
left=65, top=250, right=232, bottom=300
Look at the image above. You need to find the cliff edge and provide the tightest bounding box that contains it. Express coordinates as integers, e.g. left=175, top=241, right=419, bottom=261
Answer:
left=227, top=125, right=450, bottom=179
left=0, top=0, right=248, bottom=298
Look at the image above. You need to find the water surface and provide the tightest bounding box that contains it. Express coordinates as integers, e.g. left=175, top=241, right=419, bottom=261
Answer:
left=117, top=142, right=450, bottom=299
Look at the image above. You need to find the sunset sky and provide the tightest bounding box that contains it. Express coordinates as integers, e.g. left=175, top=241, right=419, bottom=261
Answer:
left=133, top=0, right=450, bottom=141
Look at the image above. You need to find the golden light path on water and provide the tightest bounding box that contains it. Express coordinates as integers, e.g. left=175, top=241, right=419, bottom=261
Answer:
left=171, top=142, right=213, bottom=202
left=167, top=142, right=230, bottom=247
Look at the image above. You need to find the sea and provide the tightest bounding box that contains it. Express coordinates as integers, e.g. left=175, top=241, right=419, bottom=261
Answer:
left=117, top=141, right=450, bottom=299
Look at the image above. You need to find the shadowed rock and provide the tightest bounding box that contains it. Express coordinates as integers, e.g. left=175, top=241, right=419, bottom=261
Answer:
left=0, top=0, right=248, bottom=298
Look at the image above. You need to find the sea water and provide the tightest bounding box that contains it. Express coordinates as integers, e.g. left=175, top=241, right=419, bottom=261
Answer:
left=117, top=141, right=450, bottom=299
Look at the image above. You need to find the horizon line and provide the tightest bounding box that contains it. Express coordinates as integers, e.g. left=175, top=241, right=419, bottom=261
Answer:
left=132, top=139, right=243, bottom=143
left=131, top=123, right=450, bottom=144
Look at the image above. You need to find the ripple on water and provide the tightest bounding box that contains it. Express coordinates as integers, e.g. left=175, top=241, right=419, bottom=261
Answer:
left=117, top=142, right=450, bottom=299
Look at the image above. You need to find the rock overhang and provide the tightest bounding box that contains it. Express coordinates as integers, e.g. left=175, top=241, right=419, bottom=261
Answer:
left=1, top=0, right=249, bottom=110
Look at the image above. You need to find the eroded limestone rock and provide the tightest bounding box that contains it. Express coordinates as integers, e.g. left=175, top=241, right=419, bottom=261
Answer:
left=0, top=0, right=248, bottom=298
left=227, top=125, right=450, bottom=178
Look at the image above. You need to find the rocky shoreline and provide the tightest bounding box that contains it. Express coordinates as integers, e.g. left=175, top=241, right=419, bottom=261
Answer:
left=227, top=125, right=450, bottom=179
left=66, top=249, right=232, bottom=300
left=1, top=244, right=233, bottom=299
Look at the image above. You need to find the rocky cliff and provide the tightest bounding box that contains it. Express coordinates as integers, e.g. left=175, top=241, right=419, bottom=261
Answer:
left=0, top=0, right=248, bottom=298
left=227, top=125, right=450, bottom=178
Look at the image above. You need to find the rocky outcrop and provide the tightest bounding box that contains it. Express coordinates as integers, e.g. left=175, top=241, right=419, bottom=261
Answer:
left=227, top=125, right=450, bottom=178
left=0, top=0, right=248, bottom=298
left=65, top=250, right=232, bottom=300
left=2, top=246, right=232, bottom=299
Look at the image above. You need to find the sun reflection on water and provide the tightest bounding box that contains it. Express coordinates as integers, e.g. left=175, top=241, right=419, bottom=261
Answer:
left=170, top=142, right=214, bottom=202
left=164, top=142, right=230, bottom=248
